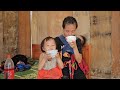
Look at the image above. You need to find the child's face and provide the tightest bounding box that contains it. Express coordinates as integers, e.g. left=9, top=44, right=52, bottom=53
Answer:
left=43, top=39, right=56, bottom=52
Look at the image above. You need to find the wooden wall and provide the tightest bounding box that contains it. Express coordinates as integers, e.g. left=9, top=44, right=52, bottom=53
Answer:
left=31, top=11, right=90, bottom=44
left=0, top=11, right=18, bottom=62
left=90, top=11, right=112, bottom=78
left=3, top=11, right=18, bottom=57
left=111, top=11, right=120, bottom=78
left=73, top=11, right=90, bottom=44
left=31, top=11, right=73, bottom=44
left=0, top=12, right=3, bottom=62
left=0, top=11, right=31, bottom=63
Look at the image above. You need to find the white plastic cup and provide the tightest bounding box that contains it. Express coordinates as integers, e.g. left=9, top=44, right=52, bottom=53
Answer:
left=46, top=50, right=58, bottom=58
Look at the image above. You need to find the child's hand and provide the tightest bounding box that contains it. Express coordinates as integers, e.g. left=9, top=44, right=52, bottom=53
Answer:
left=55, top=52, right=61, bottom=59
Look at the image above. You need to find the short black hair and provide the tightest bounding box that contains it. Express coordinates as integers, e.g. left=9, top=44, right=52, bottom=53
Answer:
left=62, top=16, right=78, bottom=29
left=40, top=36, right=56, bottom=52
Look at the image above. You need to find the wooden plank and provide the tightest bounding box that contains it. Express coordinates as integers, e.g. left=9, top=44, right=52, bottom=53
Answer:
left=18, top=11, right=31, bottom=57
left=90, top=11, right=112, bottom=78
left=111, top=11, right=120, bottom=78
left=0, top=11, right=3, bottom=63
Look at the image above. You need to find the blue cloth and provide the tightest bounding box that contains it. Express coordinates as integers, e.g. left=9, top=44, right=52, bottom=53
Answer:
left=16, top=64, right=25, bottom=71
left=16, top=64, right=31, bottom=71
left=24, top=64, right=31, bottom=70
left=59, top=35, right=74, bottom=54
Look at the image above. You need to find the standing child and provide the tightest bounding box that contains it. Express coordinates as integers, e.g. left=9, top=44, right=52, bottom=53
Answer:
left=37, top=36, right=64, bottom=79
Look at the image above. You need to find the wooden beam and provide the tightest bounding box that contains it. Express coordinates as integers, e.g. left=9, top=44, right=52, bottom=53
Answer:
left=18, top=11, right=31, bottom=57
